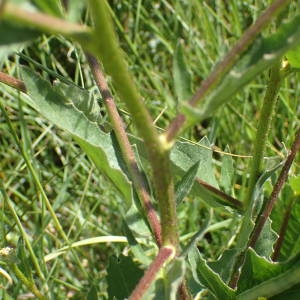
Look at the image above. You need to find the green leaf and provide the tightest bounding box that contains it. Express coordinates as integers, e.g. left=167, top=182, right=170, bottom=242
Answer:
left=220, top=146, right=234, bottom=194
left=65, top=0, right=87, bottom=22
left=16, top=238, right=33, bottom=283
left=181, top=15, right=300, bottom=123
left=286, top=44, right=300, bottom=68
left=171, top=137, right=218, bottom=187
left=87, top=284, right=99, bottom=300
left=173, top=41, right=192, bottom=103
left=270, top=283, right=300, bottom=300
left=31, top=0, right=63, bottom=17
left=122, top=219, right=152, bottom=266
left=125, top=201, right=151, bottom=238
left=253, top=217, right=278, bottom=259
left=208, top=249, right=240, bottom=284
left=289, top=175, right=300, bottom=195
left=107, top=254, right=144, bottom=300
left=145, top=258, right=186, bottom=299
left=53, top=82, right=102, bottom=124
left=175, top=160, right=200, bottom=205
left=188, top=247, right=235, bottom=299
left=237, top=249, right=300, bottom=299
left=0, top=19, right=40, bottom=59
left=20, top=67, right=132, bottom=204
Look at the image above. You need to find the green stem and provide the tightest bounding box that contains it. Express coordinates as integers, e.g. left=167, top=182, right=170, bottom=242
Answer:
left=248, top=129, right=300, bottom=249
left=244, top=62, right=282, bottom=208
left=229, top=62, right=282, bottom=288
left=3, top=3, right=90, bottom=41
left=87, top=0, right=179, bottom=248
left=10, top=263, right=47, bottom=300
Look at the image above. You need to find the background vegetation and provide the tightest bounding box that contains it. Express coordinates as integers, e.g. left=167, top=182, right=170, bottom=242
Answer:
left=0, top=0, right=299, bottom=299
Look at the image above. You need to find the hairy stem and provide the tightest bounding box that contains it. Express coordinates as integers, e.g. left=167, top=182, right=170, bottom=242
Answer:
left=244, top=62, right=282, bottom=207
left=86, top=53, right=162, bottom=246
left=272, top=198, right=295, bottom=261
left=248, top=129, right=300, bottom=249
left=1, top=0, right=179, bottom=249
left=3, top=3, right=90, bottom=39
left=228, top=62, right=282, bottom=288
left=87, top=0, right=179, bottom=248
left=0, top=71, right=26, bottom=93
left=129, top=246, right=175, bottom=299
left=230, top=129, right=300, bottom=288
left=165, top=0, right=291, bottom=142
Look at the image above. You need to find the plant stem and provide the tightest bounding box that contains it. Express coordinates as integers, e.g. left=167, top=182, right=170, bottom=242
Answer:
left=244, top=62, right=282, bottom=208
left=86, top=53, right=162, bottom=246
left=3, top=3, right=90, bottom=39
left=0, top=71, right=26, bottom=93
left=165, top=0, right=291, bottom=142
left=129, top=246, right=175, bottom=299
left=230, top=129, right=300, bottom=288
left=272, top=198, right=294, bottom=261
left=248, top=129, right=300, bottom=249
left=228, top=62, right=282, bottom=288
left=87, top=0, right=179, bottom=248
left=10, top=263, right=47, bottom=300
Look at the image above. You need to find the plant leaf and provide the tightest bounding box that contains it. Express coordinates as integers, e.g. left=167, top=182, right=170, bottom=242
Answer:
left=171, top=137, right=218, bottom=187
left=0, top=19, right=40, bottom=60
left=20, top=67, right=132, bottom=204
left=107, top=254, right=144, bottom=300
left=181, top=15, right=300, bottom=123
left=175, top=160, right=200, bottom=205
left=31, top=0, right=63, bottom=17
left=122, top=219, right=152, bottom=266
left=237, top=249, right=300, bottom=298
left=145, top=258, right=186, bottom=300
left=286, top=44, right=300, bottom=68
left=188, top=247, right=235, bottom=299
left=173, top=41, right=192, bottom=104
left=220, top=146, right=234, bottom=194
left=253, top=217, right=278, bottom=259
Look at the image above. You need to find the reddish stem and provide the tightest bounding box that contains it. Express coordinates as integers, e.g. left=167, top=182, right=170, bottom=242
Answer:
left=86, top=54, right=162, bottom=246
left=166, top=0, right=291, bottom=141
left=248, top=129, right=300, bottom=249
left=0, top=71, right=26, bottom=93
left=272, top=199, right=294, bottom=261
left=129, top=246, right=174, bottom=300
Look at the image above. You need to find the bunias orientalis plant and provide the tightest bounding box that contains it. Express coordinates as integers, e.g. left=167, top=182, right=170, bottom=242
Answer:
left=0, top=0, right=300, bottom=299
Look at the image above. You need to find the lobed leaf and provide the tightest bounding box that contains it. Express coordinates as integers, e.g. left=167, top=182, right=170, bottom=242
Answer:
left=188, top=247, right=235, bottom=299
left=237, top=249, right=300, bottom=299
left=20, top=67, right=132, bottom=204
left=107, top=254, right=144, bottom=299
